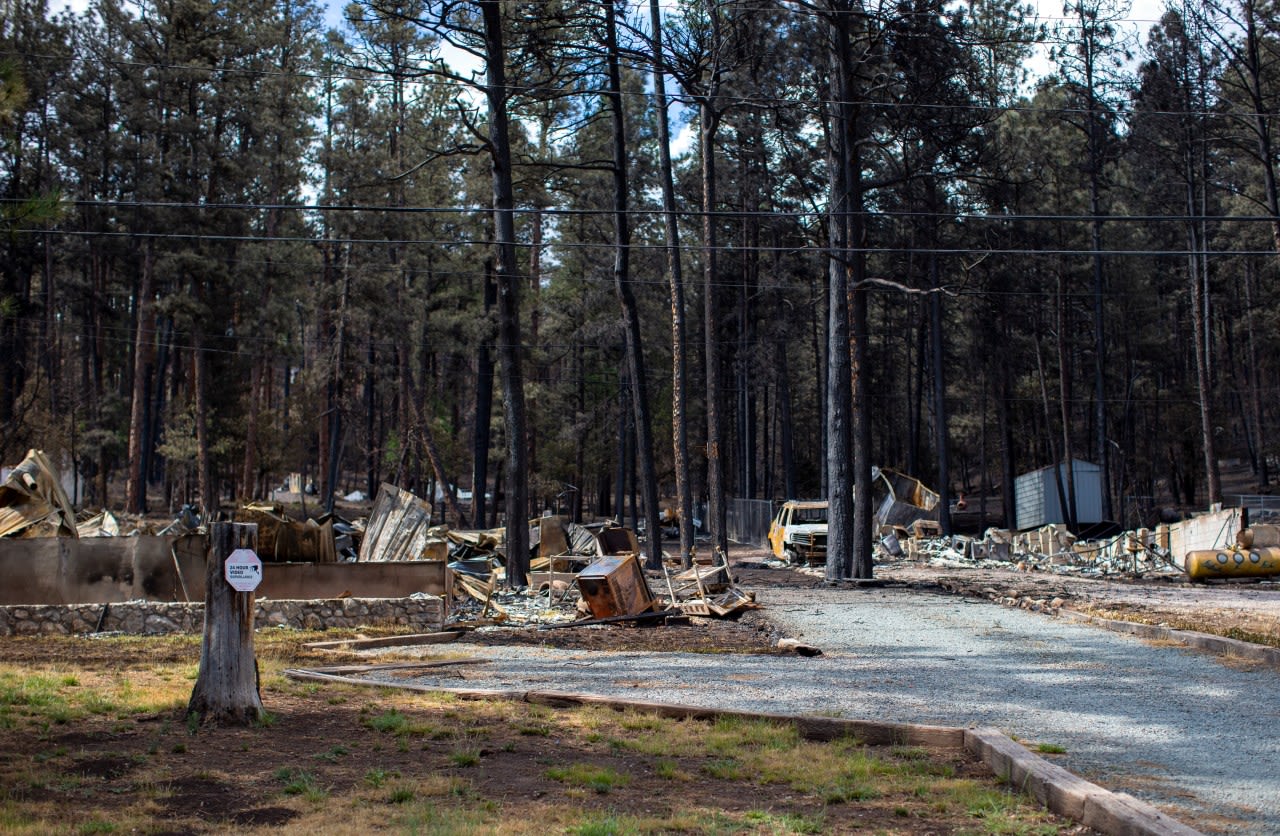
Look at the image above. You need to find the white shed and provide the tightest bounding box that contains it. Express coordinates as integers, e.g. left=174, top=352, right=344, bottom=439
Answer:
left=1014, top=459, right=1104, bottom=531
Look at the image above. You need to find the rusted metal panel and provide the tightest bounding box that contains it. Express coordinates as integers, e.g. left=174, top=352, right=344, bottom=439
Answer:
left=595, top=526, right=640, bottom=556
left=538, top=515, right=570, bottom=557
left=234, top=506, right=338, bottom=563
left=575, top=554, right=655, bottom=618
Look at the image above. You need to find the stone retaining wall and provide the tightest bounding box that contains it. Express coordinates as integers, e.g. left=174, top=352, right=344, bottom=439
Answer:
left=0, top=594, right=445, bottom=637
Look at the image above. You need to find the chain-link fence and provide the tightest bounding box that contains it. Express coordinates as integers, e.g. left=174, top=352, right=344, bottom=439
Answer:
left=1225, top=495, right=1280, bottom=524
left=726, top=498, right=776, bottom=546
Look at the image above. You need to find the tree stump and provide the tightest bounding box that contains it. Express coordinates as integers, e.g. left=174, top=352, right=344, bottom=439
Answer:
left=187, top=522, right=264, bottom=726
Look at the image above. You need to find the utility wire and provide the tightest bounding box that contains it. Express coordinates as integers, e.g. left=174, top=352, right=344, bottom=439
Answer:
left=20, top=197, right=1280, bottom=225
left=21, top=227, right=1280, bottom=258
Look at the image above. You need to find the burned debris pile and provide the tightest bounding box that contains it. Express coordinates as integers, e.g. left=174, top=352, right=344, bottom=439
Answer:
left=433, top=510, right=760, bottom=632
left=874, top=505, right=1279, bottom=582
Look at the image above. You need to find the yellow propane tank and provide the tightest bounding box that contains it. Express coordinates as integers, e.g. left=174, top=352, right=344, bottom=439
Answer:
left=1185, top=546, right=1280, bottom=581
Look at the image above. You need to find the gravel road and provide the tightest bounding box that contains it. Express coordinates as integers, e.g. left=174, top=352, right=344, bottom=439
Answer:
left=382, top=587, right=1280, bottom=834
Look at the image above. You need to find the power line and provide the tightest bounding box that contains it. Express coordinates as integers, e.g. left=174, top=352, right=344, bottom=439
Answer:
left=22, top=227, right=1280, bottom=258
left=20, top=197, right=1280, bottom=226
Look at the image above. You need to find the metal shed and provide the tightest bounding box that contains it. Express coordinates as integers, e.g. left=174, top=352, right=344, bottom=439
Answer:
left=1014, top=459, right=1103, bottom=531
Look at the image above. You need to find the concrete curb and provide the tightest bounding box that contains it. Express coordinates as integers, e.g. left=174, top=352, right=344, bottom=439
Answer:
left=1059, top=608, right=1280, bottom=668
left=965, top=728, right=1201, bottom=836
left=284, top=668, right=1204, bottom=835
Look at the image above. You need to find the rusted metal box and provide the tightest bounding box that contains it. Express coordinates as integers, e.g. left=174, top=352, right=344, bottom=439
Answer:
left=575, top=553, right=656, bottom=618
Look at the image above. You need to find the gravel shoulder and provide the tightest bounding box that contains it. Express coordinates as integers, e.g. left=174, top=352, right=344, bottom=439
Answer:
left=394, top=555, right=1280, bottom=834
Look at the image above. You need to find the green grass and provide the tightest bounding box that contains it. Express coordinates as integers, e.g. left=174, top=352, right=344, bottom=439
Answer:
left=742, top=810, right=826, bottom=834
left=1035, top=742, right=1067, bottom=755
left=387, top=785, right=416, bottom=804
left=364, top=709, right=410, bottom=734
left=449, top=750, right=481, bottom=767
left=274, top=767, right=327, bottom=801
left=546, top=763, right=632, bottom=794
left=363, top=708, right=436, bottom=738
left=569, top=814, right=628, bottom=836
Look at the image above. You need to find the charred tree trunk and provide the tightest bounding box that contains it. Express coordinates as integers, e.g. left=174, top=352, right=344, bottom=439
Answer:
left=1056, top=268, right=1078, bottom=529
left=482, top=0, right=530, bottom=587
left=187, top=522, right=263, bottom=727
left=473, top=260, right=496, bottom=528
left=1245, top=262, right=1268, bottom=486
left=825, top=2, right=856, bottom=581
left=930, top=255, right=951, bottom=537
left=364, top=336, right=377, bottom=500
left=702, top=101, right=727, bottom=558
left=998, top=350, right=1017, bottom=529
left=604, top=0, right=662, bottom=568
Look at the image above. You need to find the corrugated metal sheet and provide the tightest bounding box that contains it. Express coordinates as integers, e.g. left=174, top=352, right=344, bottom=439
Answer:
left=359, top=483, right=447, bottom=562
left=1014, top=459, right=1103, bottom=531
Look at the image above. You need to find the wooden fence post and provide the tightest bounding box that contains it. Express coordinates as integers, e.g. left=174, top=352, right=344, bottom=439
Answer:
left=187, top=522, right=264, bottom=726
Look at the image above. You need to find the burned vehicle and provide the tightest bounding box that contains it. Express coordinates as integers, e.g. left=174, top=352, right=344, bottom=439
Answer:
left=767, top=500, right=828, bottom=565
left=766, top=470, right=938, bottom=566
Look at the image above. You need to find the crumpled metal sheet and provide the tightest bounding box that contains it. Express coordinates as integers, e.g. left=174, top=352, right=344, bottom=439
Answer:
left=76, top=510, right=121, bottom=537
left=0, top=449, right=78, bottom=539
left=359, top=483, right=448, bottom=562
left=872, top=467, right=940, bottom=529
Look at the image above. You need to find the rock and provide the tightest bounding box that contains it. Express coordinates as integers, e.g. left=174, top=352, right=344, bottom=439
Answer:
left=777, top=638, right=823, bottom=657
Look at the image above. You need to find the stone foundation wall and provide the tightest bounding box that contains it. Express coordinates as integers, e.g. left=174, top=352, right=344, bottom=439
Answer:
left=0, top=594, right=445, bottom=637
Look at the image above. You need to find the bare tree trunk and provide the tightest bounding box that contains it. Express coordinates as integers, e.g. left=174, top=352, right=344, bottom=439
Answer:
left=930, top=255, right=951, bottom=536
left=997, top=347, right=1017, bottom=529
left=701, top=101, right=727, bottom=558
left=1189, top=195, right=1219, bottom=506
left=482, top=0, right=529, bottom=587
left=1245, top=262, right=1268, bottom=485
left=364, top=336, right=377, bottom=500
left=473, top=260, right=495, bottom=527
left=126, top=245, right=155, bottom=514
left=1056, top=268, right=1078, bottom=529
left=825, top=3, right=856, bottom=581
left=648, top=0, right=695, bottom=566
left=604, top=0, right=662, bottom=568
left=193, top=333, right=212, bottom=516
left=850, top=267, right=874, bottom=578
left=777, top=337, right=796, bottom=500
left=1187, top=100, right=1221, bottom=506
left=188, top=522, right=263, bottom=727
left=242, top=358, right=261, bottom=501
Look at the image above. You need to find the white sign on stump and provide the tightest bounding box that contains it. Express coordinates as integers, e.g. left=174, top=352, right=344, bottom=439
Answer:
left=224, top=548, right=263, bottom=592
